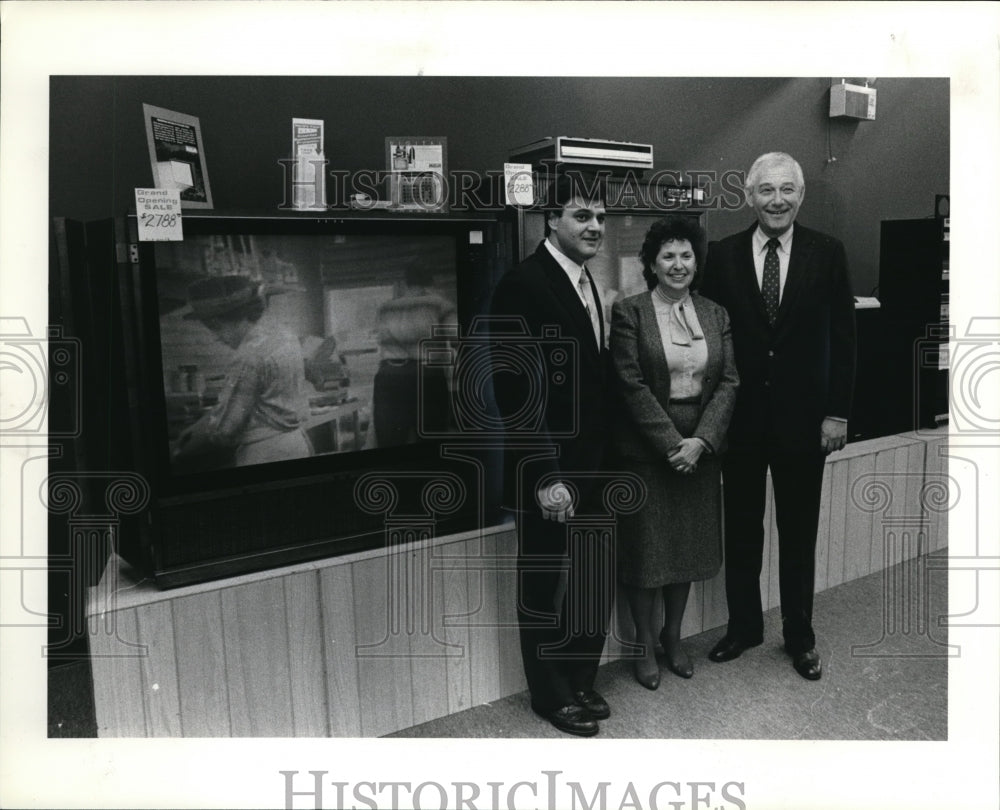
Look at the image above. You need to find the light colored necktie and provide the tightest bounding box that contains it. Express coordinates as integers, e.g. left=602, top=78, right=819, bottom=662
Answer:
left=578, top=268, right=601, bottom=345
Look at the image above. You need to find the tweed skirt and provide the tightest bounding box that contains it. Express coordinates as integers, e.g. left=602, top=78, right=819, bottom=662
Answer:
left=613, top=401, right=723, bottom=588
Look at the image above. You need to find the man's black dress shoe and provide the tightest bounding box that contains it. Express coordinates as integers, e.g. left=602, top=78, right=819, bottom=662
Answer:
left=533, top=704, right=599, bottom=737
left=791, top=649, right=822, bottom=680
left=708, top=635, right=763, bottom=662
left=573, top=690, right=611, bottom=720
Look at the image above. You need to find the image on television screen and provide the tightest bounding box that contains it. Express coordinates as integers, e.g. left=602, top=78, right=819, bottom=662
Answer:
left=153, top=231, right=458, bottom=474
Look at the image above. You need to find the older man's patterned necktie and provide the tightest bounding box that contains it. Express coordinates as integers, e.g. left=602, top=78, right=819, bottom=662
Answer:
left=762, top=238, right=781, bottom=325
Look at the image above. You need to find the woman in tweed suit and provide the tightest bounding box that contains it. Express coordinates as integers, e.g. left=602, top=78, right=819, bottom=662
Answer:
left=610, top=216, right=739, bottom=690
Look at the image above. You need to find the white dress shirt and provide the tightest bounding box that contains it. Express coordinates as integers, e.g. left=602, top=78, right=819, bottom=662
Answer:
left=544, top=239, right=600, bottom=308
left=544, top=238, right=602, bottom=344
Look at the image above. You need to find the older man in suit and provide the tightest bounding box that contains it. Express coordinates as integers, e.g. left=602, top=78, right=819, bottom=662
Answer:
left=489, top=174, right=612, bottom=736
left=700, top=152, right=856, bottom=680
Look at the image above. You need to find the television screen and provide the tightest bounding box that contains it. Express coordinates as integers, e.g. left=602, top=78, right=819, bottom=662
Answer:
left=152, top=230, right=460, bottom=475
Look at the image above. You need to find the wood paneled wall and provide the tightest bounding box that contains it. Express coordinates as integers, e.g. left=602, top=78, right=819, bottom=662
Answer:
left=88, top=431, right=948, bottom=737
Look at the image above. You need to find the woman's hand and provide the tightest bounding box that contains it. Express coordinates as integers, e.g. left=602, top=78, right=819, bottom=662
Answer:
left=668, top=438, right=704, bottom=474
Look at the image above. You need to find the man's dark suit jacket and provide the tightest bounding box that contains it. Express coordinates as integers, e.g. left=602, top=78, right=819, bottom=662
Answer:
left=490, top=241, right=610, bottom=513
left=700, top=223, right=856, bottom=451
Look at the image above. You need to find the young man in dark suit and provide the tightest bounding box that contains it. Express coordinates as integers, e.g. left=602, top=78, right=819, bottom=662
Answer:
left=489, top=175, right=612, bottom=736
left=700, top=152, right=856, bottom=681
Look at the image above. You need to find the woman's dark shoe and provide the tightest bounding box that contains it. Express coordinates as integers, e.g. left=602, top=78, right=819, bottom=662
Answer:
left=633, top=639, right=660, bottom=690
left=660, top=630, right=694, bottom=678
left=664, top=649, right=694, bottom=679
left=633, top=658, right=661, bottom=691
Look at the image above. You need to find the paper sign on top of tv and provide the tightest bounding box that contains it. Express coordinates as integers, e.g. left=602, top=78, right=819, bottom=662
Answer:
left=292, top=117, right=326, bottom=209
left=135, top=188, right=183, bottom=241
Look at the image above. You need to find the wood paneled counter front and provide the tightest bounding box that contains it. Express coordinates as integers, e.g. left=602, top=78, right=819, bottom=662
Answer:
left=87, top=430, right=948, bottom=737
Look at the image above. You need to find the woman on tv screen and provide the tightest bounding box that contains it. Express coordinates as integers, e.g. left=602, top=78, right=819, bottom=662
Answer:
left=171, top=275, right=314, bottom=468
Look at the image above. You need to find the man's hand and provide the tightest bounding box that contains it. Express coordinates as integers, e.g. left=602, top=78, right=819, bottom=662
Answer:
left=668, top=438, right=704, bottom=474
left=537, top=481, right=575, bottom=522
left=820, top=417, right=848, bottom=454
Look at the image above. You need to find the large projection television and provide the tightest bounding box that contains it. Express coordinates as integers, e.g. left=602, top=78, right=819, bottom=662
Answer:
left=59, top=210, right=511, bottom=587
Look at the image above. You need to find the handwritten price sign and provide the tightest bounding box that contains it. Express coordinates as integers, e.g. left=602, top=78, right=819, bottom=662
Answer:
left=504, top=163, right=534, bottom=207
left=135, top=188, right=183, bottom=241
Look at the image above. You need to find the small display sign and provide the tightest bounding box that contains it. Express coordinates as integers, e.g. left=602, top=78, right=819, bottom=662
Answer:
left=504, top=162, right=534, bottom=206
left=292, top=117, right=326, bottom=209
left=135, top=188, right=183, bottom=241
left=142, top=103, right=213, bottom=209
left=385, top=137, right=449, bottom=212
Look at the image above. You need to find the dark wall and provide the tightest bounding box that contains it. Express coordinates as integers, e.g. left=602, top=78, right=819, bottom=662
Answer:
left=685, top=77, right=949, bottom=296
left=50, top=76, right=948, bottom=297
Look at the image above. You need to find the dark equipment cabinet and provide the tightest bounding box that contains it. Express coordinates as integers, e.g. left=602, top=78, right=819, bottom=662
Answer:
left=877, top=217, right=950, bottom=433
left=848, top=305, right=891, bottom=442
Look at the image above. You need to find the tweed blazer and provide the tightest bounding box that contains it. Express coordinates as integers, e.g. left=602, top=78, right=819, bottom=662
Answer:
left=609, top=290, right=739, bottom=462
